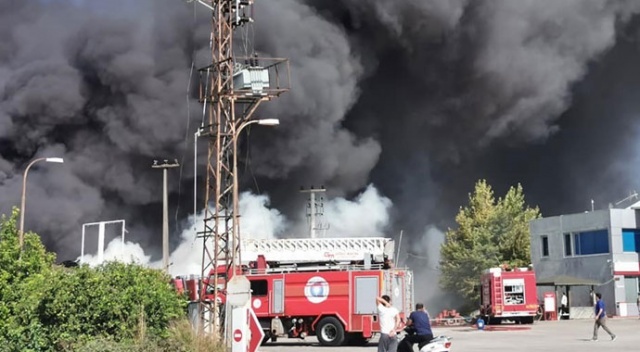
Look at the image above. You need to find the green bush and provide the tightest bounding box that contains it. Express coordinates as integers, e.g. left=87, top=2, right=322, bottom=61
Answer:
left=37, top=262, right=186, bottom=346
left=0, top=208, right=190, bottom=351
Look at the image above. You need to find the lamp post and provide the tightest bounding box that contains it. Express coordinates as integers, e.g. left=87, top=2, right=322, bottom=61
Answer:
left=19, top=157, right=64, bottom=250
left=222, top=118, right=278, bottom=344
left=152, top=159, right=180, bottom=273
left=231, top=118, right=279, bottom=268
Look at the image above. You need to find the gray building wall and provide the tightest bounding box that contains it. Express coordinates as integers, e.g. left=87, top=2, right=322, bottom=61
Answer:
left=529, top=209, right=640, bottom=317
left=610, top=209, right=640, bottom=316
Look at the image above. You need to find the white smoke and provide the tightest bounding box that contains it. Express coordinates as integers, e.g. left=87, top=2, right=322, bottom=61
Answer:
left=78, top=184, right=393, bottom=277
left=321, top=184, right=392, bottom=237
left=78, top=239, right=151, bottom=267
left=164, top=191, right=289, bottom=276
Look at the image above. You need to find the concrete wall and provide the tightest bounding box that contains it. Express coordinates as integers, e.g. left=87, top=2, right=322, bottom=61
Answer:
left=609, top=209, right=639, bottom=313
left=530, top=210, right=616, bottom=315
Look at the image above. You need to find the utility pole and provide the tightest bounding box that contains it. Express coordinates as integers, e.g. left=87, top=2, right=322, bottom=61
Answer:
left=152, top=159, right=180, bottom=273
left=300, top=186, right=328, bottom=238
left=191, top=0, right=290, bottom=343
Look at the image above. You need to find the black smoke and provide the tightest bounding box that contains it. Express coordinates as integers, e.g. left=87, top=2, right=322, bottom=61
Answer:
left=2, top=0, right=640, bottom=271
left=280, top=0, right=640, bottom=232
left=0, top=0, right=202, bottom=255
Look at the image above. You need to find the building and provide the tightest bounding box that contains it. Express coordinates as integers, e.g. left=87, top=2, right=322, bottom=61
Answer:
left=529, top=206, right=640, bottom=317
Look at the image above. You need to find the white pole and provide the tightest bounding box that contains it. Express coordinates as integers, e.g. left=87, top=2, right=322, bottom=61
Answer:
left=310, top=192, right=316, bottom=239
left=121, top=220, right=126, bottom=245
left=396, top=230, right=403, bottom=266
left=97, top=222, right=105, bottom=264
left=81, top=224, right=86, bottom=265
left=163, top=168, right=169, bottom=272
left=194, top=129, right=200, bottom=218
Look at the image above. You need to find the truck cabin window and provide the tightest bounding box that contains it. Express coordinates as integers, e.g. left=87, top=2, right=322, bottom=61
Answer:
left=251, top=280, right=268, bottom=296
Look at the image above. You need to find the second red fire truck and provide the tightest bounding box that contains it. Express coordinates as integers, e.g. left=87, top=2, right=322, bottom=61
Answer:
left=479, top=266, right=538, bottom=324
left=174, top=237, right=414, bottom=346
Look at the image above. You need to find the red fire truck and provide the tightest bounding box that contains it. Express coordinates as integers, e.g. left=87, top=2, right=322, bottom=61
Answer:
left=174, top=237, right=414, bottom=346
left=479, top=267, right=538, bottom=324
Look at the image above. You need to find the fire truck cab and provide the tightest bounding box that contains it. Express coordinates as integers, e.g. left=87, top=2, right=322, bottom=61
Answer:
left=479, top=266, right=538, bottom=324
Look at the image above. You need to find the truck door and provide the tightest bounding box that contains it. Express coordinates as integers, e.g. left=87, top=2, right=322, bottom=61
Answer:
left=354, top=276, right=379, bottom=337
left=354, top=276, right=378, bottom=314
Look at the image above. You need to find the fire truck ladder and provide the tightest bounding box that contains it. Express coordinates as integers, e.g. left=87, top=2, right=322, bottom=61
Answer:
left=404, top=270, right=414, bottom=317
left=381, top=269, right=413, bottom=317
left=493, top=274, right=503, bottom=310
left=241, top=237, right=395, bottom=264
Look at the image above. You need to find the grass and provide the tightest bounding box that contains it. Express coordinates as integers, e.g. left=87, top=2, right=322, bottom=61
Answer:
left=72, top=319, right=226, bottom=352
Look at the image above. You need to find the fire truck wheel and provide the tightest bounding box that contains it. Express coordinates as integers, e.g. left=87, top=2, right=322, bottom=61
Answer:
left=316, top=317, right=345, bottom=346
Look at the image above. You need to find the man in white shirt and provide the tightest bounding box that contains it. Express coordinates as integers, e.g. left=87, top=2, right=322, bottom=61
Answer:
left=559, top=292, right=568, bottom=317
left=376, top=295, right=401, bottom=352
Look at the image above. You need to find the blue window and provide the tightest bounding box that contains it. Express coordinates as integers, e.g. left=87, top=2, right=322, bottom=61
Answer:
left=573, top=230, right=609, bottom=255
left=622, top=229, right=640, bottom=253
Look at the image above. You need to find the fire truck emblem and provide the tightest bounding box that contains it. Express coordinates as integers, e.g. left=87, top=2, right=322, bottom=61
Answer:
left=304, top=276, right=330, bottom=304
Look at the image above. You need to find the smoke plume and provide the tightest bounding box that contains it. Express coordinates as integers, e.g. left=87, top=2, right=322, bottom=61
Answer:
left=3, top=0, right=640, bottom=311
left=80, top=186, right=392, bottom=277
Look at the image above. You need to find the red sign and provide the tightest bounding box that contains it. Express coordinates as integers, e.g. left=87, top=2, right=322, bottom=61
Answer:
left=249, top=308, right=264, bottom=352
left=233, top=329, right=243, bottom=343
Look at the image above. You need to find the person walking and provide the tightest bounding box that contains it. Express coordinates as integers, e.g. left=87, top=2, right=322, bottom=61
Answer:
left=376, top=295, right=401, bottom=352
left=399, top=303, right=433, bottom=352
left=636, top=293, right=640, bottom=319
left=592, top=292, right=616, bottom=341
left=559, top=291, right=568, bottom=318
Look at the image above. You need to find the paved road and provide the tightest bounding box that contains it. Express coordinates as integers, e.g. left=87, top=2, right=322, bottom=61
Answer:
left=259, top=318, right=640, bottom=351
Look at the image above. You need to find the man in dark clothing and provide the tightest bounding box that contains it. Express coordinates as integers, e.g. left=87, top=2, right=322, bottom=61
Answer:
left=592, top=292, right=616, bottom=341
left=399, top=303, right=433, bottom=352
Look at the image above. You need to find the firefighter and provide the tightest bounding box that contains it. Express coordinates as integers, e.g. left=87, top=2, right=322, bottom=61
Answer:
left=399, top=303, right=433, bottom=352
left=383, top=256, right=393, bottom=269
left=376, top=295, right=401, bottom=352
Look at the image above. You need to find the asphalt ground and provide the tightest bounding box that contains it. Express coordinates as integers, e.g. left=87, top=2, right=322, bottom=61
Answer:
left=259, top=318, right=640, bottom=351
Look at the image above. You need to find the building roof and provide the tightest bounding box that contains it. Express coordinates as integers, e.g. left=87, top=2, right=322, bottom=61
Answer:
left=629, top=200, right=640, bottom=209
left=536, top=275, right=602, bottom=286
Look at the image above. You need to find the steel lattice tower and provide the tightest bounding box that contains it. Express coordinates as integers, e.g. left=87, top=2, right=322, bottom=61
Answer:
left=194, top=0, right=289, bottom=342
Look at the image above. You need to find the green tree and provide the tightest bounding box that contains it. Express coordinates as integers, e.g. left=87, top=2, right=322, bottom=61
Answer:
left=0, top=207, right=56, bottom=351
left=439, top=180, right=541, bottom=307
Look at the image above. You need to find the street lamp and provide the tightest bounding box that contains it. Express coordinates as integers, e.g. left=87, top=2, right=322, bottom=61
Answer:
left=253, top=118, right=279, bottom=127
left=19, top=157, right=64, bottom=250
left=152, top=159, right=180, bottom=273
left=231, top=118, right=279, bottom=267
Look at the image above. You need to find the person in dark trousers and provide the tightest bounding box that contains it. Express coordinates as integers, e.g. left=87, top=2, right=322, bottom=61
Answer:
left=592, top=292, right=616, bottom=341
left=399, top=303, right=433, bottom=352
left=559, top=291, right=568, bottom=318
